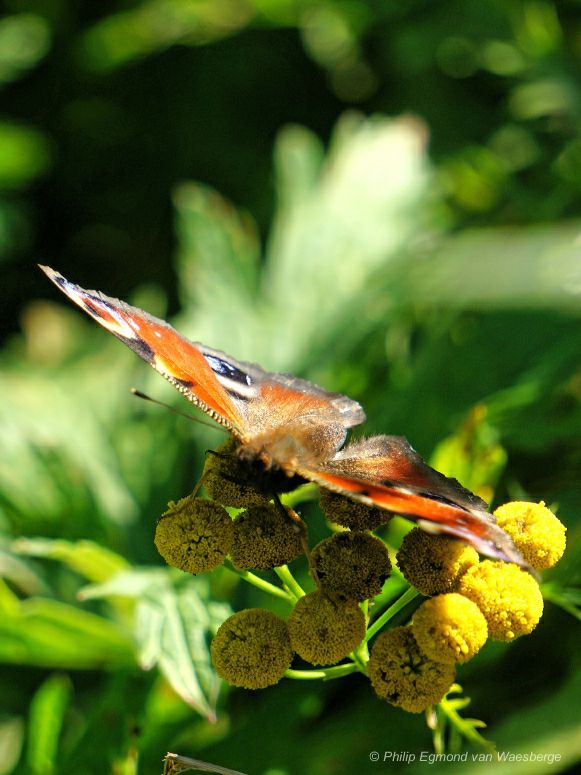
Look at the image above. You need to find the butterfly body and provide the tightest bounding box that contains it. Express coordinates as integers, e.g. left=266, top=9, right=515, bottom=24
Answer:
left=40, top=265, right=526, bottom=567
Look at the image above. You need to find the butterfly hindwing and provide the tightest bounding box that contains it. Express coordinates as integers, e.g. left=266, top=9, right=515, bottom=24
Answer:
left=299, top=435, right=524, bottom=565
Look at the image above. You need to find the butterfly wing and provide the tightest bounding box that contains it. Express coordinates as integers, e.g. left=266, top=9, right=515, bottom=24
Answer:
left=40, top=267, right=365, bottom=445
left=298, top=435, right=526, bottom=566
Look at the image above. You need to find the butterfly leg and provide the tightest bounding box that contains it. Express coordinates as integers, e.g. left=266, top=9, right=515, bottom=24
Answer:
left=271, top=494, right=320, bottom=587
left=190, top=468, right=212, bottom=499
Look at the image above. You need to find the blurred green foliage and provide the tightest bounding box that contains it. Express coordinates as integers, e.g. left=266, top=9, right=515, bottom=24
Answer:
left=1, top=1, right=581, bottom=774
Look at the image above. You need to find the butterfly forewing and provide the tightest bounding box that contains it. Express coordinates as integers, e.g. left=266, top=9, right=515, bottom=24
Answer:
left=39, top=266, right=365, bottom=451
left=39, top=266, right=248, bottom=433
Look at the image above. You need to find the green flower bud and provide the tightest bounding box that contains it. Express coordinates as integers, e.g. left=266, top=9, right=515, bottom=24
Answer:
left=368, top=626, right=455, bottom=713
left=231, top=505, right=304, bottom=570
left=312, top=531, right=391, bottom=601
left=203, top=440, right=270, bottom=508
left=155, top=496, right=233, bottom=574
left=287, top=590, right=366, bottom=666
left=320, top=490, right=389, bottom=531
left=396, top=528, right=479, bottom=596
left=211, top=609, right=293, bottom=689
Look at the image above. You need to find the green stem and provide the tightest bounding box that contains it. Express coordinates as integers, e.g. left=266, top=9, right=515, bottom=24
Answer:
left=285, top=663, right=359, bottom=681
left=280, top=483, right=319, bottom=508
left=364, top=586, right=420, bottom=643
left=223, top=560, right=293, bottom=602
left=438, top=691, right=495, bottom=752
left=351, top=599, right=370, bottom=670
left=274, top=565, right=306, bottom=600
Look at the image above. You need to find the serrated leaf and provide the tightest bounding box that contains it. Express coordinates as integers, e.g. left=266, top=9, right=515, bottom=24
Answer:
left=136, top=578, right=231, bottom=721
left=83, top=569, right=231, bottom=720
left=173, top=114, right=431, bottom=373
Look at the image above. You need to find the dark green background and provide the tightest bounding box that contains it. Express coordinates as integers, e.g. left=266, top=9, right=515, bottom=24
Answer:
left=1, top=2, right=580, bottom=774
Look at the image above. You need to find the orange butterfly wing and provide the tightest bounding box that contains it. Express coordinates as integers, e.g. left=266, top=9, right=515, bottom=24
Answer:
left=39, top=267, right=365, bottom=448
left=40, top=266, right=248, bottom=432
left=41, top=267, right=524, bottom=566
left=299, top=435, right=525, bottom=566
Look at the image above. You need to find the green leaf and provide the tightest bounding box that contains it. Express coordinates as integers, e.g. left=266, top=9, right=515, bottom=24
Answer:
left=0, top=597, right=134, bottom=669
left=400, top=221, right=581, bottom=313
left=135, top=577, right=231, bottom=721
left=11, top=537, right=129, bottom=583
left=434, top=685, right=495, bottom=754
left=541, top=583, right=581, bottom=621
left=81, top=569, right=231, bottom=720
left=0, top=717, right=24, bottom=775
left=26, top=673, right=72, bottom=775
left=430, top=406, right=507, bottom=502
left=173, top=114, right=431, bottom=373
left=0, top=548, right=50, bottom=596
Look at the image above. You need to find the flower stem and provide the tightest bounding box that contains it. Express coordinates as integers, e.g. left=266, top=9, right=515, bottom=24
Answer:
left=223, top=560, right=293, bottom=602
left=274, top=565, right=305, bottom=601
left=285, top=663, right=359, bottom=681
left=364, top=586, right=420, bottom=642
left=437, top=687, right=495, bottom=752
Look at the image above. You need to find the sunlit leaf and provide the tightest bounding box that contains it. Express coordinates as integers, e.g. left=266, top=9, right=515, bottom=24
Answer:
left=81, top=569, right=231, bottom=720
left=26, top=673, right=72, bottom=775
left=399, top=221, right=581, bottom=313
left=0, top=597, right=134, bottom=669
left=0, top=717, right=24, bottom=775
left=11, top=537, right=129, bottom=583
left=430, top=406, right=507, bottom=502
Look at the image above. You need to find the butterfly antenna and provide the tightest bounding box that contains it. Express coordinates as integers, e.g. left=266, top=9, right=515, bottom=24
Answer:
left=130, top=388, right=227, bottom=433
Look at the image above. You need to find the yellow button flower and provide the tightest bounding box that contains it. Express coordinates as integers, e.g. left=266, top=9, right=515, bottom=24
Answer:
left=458, top=560, right=543, bottom=641
left=494, top=501, right=566, bottom=571
left=412, top=593, right=488, bottom=664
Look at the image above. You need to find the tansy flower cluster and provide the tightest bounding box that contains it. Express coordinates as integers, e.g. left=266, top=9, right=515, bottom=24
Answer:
left=153, top=446, right=567, bottom=717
